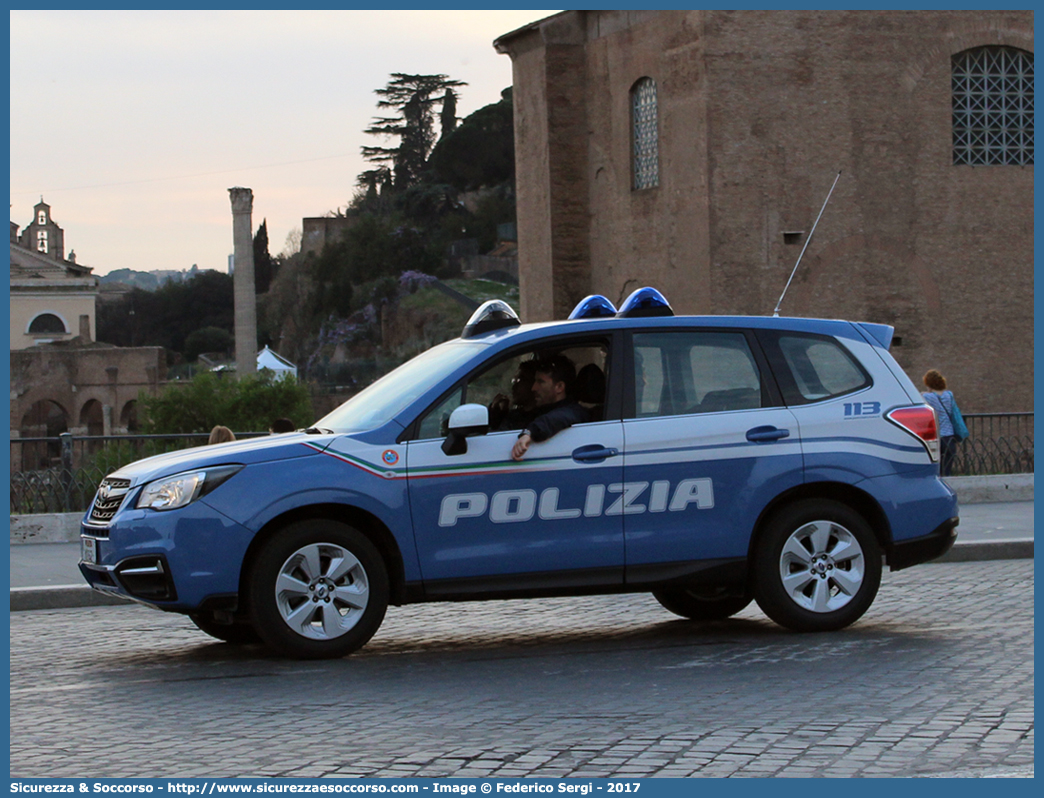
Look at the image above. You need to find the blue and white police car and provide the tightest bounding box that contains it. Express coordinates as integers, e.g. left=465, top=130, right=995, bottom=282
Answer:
left=80, top=288, right=958, bottom=658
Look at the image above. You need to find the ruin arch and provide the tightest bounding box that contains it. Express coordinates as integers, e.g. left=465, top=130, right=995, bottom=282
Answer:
left=79, top=399, right=105, bottom=436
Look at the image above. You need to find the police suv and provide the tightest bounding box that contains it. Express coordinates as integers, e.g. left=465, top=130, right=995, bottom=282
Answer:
left=80, top=288, right=958, bottom=659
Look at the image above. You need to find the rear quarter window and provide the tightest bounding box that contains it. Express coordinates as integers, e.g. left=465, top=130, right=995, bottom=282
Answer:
left=766, top=332, right=871, bottom=405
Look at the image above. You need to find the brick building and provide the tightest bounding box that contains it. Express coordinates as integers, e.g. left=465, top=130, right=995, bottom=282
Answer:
left=9, top=200, right=168, bottom=465
left=301, top=214, right=356, bottom=256
left=494, top=10, right=1033, bottom=411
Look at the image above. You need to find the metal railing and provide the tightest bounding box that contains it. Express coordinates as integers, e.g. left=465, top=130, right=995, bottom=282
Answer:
left=953, top=413, right=1034, bottom=476
left=7, top=413, right=1033, bottom=515
left=10, top=432, right=267, bottom=516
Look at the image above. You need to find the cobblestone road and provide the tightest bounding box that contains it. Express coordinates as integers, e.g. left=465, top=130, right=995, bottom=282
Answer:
left=10, top=560, right=1034, bottom=779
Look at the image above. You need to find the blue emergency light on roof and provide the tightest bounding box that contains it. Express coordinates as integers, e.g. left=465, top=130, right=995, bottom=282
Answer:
left=568, top=294, right=618, bottom=320
left=461, top=299, right=521, bottom=338
left=617, top=287, right=674, bottom=318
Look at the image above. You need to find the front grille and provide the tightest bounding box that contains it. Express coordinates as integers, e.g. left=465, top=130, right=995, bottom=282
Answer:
left=88, top=477, right=132, bottom=526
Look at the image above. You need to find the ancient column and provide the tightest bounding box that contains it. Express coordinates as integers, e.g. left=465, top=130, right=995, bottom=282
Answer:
left=228, top=187, right=257, bottom=377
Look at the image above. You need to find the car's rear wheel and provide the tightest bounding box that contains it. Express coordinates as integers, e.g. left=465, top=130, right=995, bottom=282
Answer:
left=653, top=588, right=751, bottom=621
left=753, top=499, right=881, bottom=632
left=189, top=612, right=262, bottom=645
left=249, top=520, right=389, bottom=659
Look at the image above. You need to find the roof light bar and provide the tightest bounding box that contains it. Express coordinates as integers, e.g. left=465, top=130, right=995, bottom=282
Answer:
left=461, top=300, right=521, bottom=339
left=568, top=294, right=618, bottom=320
left=617, top=287, right=674, bottom=318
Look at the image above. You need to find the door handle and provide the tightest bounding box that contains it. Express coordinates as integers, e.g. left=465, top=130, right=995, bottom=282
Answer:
left=746, top=426, right=790, bottom=442
left=572, top=445, right=620, bottom=463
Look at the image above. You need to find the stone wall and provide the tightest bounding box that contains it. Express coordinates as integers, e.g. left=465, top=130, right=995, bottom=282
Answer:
left=10, top=345, right=167, bottom=442
left=497, top=10, right=1034, bottom=412
left=302, top=216, right=356, bottom=256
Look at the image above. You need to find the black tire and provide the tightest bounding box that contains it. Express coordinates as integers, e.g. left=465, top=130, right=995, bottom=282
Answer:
left=189, top=612, right=262, bottom=645
left=752, top=499, right=881, bottom=632
left=249, top=520, right=389, bottom=659
left=653, top=588, right=752, bottom=621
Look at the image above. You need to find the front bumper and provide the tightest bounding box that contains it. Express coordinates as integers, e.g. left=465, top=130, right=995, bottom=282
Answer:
left=78, top=498, right=256, bottom=611
left=80, top=553, right=178, bottom=603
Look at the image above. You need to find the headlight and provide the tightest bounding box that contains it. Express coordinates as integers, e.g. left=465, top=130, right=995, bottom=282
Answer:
left=136, top=465, right=243, bottom=511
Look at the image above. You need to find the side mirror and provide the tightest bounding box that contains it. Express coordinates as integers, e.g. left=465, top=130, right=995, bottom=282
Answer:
left=442, top=404, right=490, bottom=456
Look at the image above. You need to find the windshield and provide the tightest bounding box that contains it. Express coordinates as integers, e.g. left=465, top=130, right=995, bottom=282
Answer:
left=314, top=341, right=479, bottom=433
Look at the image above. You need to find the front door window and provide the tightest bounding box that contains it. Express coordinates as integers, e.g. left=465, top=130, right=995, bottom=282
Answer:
left=406, top=337, right=624, bottom=587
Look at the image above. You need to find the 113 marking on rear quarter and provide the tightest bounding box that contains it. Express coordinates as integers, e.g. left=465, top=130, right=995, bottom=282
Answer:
left=844, top=401, right=881, bottom=417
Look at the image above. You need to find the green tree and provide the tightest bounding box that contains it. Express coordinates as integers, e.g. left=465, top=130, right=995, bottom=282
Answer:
left=439, top=87, right=458, bottom=138
left=429, top=88, right=515, bottom=191
left=254, top=219, right=277, bottom=293
left=140, top=371, right=313, bottom=434
left=183, top=326, right=233, bottom=362
left=360, top=73, right=466, bottom=191
left=96, top=270, right=234, bottom=357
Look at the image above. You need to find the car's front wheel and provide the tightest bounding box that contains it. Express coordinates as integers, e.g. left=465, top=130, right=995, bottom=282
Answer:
left=752, top=499, right=881, bottom=632
left=249, top=520, right=389, bottom=659
left=653, top=588, right=751, bottom=621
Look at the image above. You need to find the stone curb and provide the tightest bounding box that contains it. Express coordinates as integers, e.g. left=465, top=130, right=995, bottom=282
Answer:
left=934, top=539, right=1034, bottom=563
left=10, top=541, right=1032, bottom=612
left=944, top=474, right=1034, bottom=504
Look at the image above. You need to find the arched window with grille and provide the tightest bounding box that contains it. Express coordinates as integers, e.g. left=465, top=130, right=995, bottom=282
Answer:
left=631, top=77, right=659, bottom=189
left=952, top=46, right=1034, bottom=165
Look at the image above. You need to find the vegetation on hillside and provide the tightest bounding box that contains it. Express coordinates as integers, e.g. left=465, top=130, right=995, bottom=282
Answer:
left=102, top=74, right=517, bottom=401
left=260, top=76, right=518, bottom=387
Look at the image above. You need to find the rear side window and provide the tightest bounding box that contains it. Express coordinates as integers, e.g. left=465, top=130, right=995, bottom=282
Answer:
left=633, top=331, right=762, bottom=418
left=769, top=333, right=870, bottom=404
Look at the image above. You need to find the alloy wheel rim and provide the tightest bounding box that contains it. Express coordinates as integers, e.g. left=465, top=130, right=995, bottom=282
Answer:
left=275, top=543, right=370, bottom=639
left=778, top=520, right=865, bottom=613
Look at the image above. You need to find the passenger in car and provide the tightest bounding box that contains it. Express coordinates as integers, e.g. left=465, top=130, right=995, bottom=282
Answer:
left=575, top=363, right=606, bottom=421
left=489, top=359, right=539, bottom=431
left=511, top=354, right=589, bottom=460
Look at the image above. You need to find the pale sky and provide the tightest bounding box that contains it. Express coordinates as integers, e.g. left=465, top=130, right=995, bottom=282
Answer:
left=10, top=10, right=555, bottom=277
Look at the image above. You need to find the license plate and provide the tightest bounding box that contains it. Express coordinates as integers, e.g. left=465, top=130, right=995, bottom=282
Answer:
left=81, top=537, right=97, bottom=565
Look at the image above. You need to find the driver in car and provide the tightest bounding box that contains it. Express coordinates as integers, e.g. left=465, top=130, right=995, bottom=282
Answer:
left=511, top=354, right=589, bottom=461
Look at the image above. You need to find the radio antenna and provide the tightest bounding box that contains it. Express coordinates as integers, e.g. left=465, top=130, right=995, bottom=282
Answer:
left=772, top=170, right=842, bottom=317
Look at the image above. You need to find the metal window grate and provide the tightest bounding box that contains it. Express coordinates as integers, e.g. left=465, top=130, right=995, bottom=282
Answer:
left=952, top=46, right=1034, bottom=166
left=632, top=78, right=659, bottom=189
